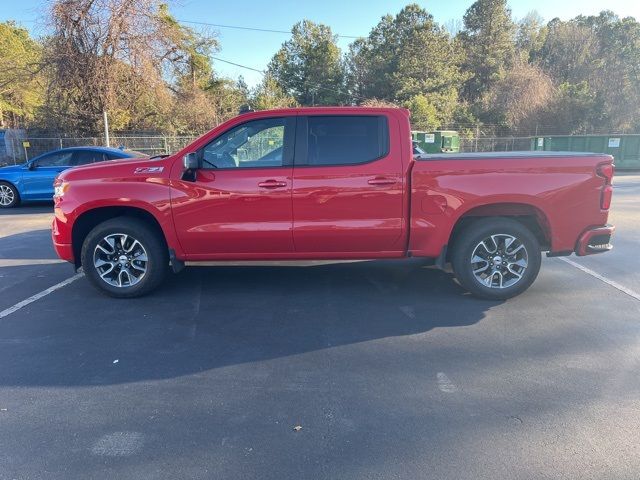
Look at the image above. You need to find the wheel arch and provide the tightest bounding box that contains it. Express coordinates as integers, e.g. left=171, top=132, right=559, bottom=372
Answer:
left=72, top=206, right=168, bottom=268
left=447, top=202, right=551, bottom=259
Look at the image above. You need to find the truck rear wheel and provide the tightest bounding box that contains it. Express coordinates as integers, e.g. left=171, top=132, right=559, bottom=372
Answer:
left=451, top=218, right=541, bottom=300
left=81, top=217, right=169, bottom=298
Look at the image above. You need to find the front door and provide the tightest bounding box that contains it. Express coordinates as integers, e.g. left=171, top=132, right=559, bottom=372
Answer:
left=22, top=150, right=74, bottom=200
left=171, top=116, right=296, bottom=258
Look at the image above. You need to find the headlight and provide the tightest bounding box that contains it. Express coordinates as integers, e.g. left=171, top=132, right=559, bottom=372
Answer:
left=53, top=181, right=69, bottom=198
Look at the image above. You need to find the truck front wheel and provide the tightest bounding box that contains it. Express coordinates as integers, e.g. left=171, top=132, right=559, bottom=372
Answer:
left=81, top=217, right=169, bottom=298
left=451, top=218, right=541, bottom=300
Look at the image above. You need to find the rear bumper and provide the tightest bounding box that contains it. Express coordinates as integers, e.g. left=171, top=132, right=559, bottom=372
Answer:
left=576, top=224, right=615, bottom=256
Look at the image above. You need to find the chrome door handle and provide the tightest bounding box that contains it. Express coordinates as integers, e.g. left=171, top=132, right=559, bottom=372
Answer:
left=368, top=177, right=396, bottom=186
left=258, top=180, right=287, bottom=188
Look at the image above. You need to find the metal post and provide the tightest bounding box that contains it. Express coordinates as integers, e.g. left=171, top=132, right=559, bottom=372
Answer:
left=163, top=136, right=169, bottom=155
left=474, top=124, right=479, bottom=152
left=103, top=110, right=110, bottom=147
left=59, top=138, right=63, bottom=149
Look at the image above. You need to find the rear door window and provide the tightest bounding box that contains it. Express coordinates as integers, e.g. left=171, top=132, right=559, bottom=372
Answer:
left=304, top=116, right=389, bottom=166
left=72, top=150, right=106, bottom=166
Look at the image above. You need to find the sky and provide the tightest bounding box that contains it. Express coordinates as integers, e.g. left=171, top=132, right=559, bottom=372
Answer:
left=3, top=0, right=640, bottom=87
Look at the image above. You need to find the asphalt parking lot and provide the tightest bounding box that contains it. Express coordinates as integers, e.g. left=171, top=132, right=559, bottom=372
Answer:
left=1, top=176, right=639, bottom=480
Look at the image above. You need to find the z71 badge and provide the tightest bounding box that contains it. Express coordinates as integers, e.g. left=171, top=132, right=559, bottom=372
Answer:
left=134, top=166, right=164, bottom=174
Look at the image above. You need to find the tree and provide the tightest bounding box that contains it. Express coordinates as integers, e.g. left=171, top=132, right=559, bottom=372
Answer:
left=542, top=82, right=603, bottom=134
left=345, top=4, right=464, bottom=124
left=267, top=20, right=345, bottom=106
left=539, top=18, right=598, bottom=84
left=42, top=0, right=217, bottom=134
left=516, top=11, right=547, bottom=62
left=539, top=11, right=640, bottom=132
left=482, top=61, right=554, bottom=133
left=459, top=0, right=516, bottom=101
left=0, top=22, right=42, bottom=128
left=251, top=75, right=298, bottom=110
left=404, top=94, right=439, bottom=130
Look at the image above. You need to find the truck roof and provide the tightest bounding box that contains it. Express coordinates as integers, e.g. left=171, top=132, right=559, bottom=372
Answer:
left=239, top=106, right=409, bottom=116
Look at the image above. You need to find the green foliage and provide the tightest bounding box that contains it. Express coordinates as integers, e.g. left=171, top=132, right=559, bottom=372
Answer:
left=404, top=95, right=439, bottom=131
left=0, top=21, right=43, bottom=126
left=267, top=20, right=345, bottom=105
left=516, top=11, right=547, bottom=62
left=347, top=6, right=464, bottom=106
left=544, top=82, right=603, bottom=133
left=252, top=75, right=298, bottom=111
left=459, top=0, right=516, bottom=100
left=539, top=11, right=640, bottom=132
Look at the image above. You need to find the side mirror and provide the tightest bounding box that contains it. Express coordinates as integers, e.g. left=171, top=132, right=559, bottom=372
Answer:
left=27, top=162, right=36, bottom=170
left=182, top=152, right=198, bottom=182
left=183, top=152, right=199, bottom=170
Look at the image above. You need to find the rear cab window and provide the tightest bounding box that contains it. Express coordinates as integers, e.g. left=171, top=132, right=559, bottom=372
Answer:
left=298, top=115, right=389, bottom=166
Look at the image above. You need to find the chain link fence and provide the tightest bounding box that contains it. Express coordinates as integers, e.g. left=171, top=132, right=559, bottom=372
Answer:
left=1, top=134, right=199, bottom=165
left=1, top=132, right=533, bottom=165
left=459, top=136, right=533, bottom=152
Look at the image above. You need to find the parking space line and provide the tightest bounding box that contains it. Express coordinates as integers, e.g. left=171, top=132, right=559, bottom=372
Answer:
left=559, top=257, right=640, bottom=302
left=0, top=273, right=84, bottom=320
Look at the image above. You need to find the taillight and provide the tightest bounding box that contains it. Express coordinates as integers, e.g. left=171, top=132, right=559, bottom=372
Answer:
left=597, top=163, right=614, bottom=185
left=601, top=185, right=613, bottom=210
left=596, top=162, right=614, bottom=210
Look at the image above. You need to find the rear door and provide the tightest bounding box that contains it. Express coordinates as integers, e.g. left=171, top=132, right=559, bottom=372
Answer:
left=171, top=116, right=296, bottom=257
left=291, top=114, right=405, bottom=254
left=22, top=150, right=74, bottom=200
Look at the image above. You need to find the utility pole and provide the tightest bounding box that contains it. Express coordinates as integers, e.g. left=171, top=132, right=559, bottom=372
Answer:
left=103, top=110, right=110, bottom=147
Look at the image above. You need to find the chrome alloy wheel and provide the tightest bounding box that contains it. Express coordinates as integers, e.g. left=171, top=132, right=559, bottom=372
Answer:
left=470, top=233, right=528, bottom=289
left=0, top=184, right=15, bottom=206
left=93, top=233, right=148, bottom=288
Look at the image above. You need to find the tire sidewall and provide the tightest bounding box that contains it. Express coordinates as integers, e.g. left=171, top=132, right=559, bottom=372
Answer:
left=452, top=219, right=542, bottom=300
left=0, top=182, right=19, bottom=208
left=81, top=218, right=168, bottom=298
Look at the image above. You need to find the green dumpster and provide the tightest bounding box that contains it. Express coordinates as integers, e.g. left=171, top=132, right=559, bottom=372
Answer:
left=412, top=130, right=460, bottom=154
left=531, top=135, right=640, bottom=170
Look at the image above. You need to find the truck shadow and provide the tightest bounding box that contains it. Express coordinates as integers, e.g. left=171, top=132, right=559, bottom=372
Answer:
left=0, top=229, right=58, bottom=260
left=0, top=259, right=500, bottom=387
left=0, top=203, right=53, bottom=215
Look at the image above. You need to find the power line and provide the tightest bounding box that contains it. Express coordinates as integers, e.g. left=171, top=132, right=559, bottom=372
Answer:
left=178, top=19, right=362, bottom=39
left=211, top=56, right=363, bottom=102
left=212, top=56, right=265, bottom=74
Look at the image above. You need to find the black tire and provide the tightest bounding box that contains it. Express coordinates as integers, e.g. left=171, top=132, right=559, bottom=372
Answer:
left=451, top=218, right=541, bottom=300
left=0, top=181, right=20, bottom=208
left=81, top=217, right=169, bottom=298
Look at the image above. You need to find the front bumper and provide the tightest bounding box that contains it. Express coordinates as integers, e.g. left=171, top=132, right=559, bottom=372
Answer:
left=52, top=212, right=74, bottom=263
left=576, top=224, right=615, bottom=256
left=53, top=240, right=74, bottom=263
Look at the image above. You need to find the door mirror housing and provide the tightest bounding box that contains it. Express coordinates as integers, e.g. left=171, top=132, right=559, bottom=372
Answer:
left=27, top=161, right=36, bottom=170
left=183, top=152, right=199, bottom=170
left=182, top=152, right=199, bottom=182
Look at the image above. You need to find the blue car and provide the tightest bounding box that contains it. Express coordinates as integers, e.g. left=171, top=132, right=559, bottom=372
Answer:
left=0, top=146, right=145, bottom=208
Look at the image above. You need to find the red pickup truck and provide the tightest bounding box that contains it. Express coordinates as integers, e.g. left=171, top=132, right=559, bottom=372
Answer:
left=51, top=107, right=615, bottom=299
